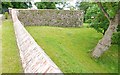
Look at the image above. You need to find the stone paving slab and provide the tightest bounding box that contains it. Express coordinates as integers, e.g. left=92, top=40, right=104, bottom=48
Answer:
left=11, top=9, right=62, bottom=73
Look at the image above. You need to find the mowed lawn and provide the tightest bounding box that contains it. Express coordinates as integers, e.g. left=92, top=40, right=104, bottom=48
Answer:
left=26, top=25, right=118, bottom=73
left=0, top=18, right=2, bottom=74
left=2, top=19, right=23, bottom=73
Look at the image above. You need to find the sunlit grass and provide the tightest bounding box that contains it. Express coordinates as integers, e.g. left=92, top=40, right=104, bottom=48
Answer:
left=26, top=25, right=118, bottom=73
left=0, top=18, right=2, bottom=74
left=2, top=19, right=23, bottom=73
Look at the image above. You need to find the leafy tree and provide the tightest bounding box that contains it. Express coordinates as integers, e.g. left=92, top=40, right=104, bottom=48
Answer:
left=79, top=2, right=119, bottom=35
left=85, top=4, right=109, bottom=35
left=92, top=2, right=119, bottom=58
left=78, top=2, right=92, bottom=22
left=79, top=2, right=92, bottom=13
left=2, top=2, right=13, bottom=9
left=11, top=2, right=30, bottom=9
left=2, top=2, right=13, bottom=13
left=1, top=2, right=32, bottom=13
left=2, top=2, right=30, bottom=9
left=79, top=2, right=119, bottom=58
left=35, top=2, right=56, bottom=9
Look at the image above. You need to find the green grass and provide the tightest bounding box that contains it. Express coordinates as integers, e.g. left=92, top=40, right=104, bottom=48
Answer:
left=0, top=19, right=2, bottom=74
left=2, top=19, right=23, bottom=73
left=26, top=25, right=118, bottom=73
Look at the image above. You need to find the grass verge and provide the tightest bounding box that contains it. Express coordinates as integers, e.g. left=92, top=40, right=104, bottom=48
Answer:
left=2, top=19, right=23, bottom=73
left=26, top=25, right=118, bottom=73
left=0, top=16, right=2, bottom=74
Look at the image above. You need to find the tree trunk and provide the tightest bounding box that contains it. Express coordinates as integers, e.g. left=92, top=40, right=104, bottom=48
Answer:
left=92, top=14, right=118, bottom=58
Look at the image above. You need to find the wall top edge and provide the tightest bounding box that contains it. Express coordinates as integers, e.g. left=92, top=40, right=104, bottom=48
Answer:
left=10, top=9, right=84, bottom=12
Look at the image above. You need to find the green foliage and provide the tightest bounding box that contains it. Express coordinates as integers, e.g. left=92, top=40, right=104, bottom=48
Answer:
left=35, top=2, right=56, bottom=9
left=1, top=2, right=31, bottom=13
left=78, top=2, right=93, bottom=22
left=117, top=23, right=120, bottom=31
left=85, top=4, right=100, bottom=23
left=0, top=3, right=2, bottom=13
left=103, top=2, right=118, bottom=19
left=111, top=32, right=120, bottom=44
left=4, top=12, right=8, bottom=19
left=11, top=2, right=29, bottom=9
left=2, top=2, right=30, bottom=9
left=85, top=4, right=109, bottom=34
left=81, top=2, right=118, bottom=35
left=79, top=2, right=92, bottom=13
left=2, top=2, right=13, bottom=9
left=114, top=24, right=120, bottom=45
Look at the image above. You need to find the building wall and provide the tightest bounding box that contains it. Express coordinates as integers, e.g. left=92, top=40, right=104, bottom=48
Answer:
left=18, top=9, right=84, bottom=27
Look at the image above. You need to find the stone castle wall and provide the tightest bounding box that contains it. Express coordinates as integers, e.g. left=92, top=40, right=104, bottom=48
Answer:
left=18, top=9, right=84, bottom=27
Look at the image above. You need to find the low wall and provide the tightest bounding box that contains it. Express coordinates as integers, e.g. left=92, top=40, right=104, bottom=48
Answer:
left=18, top=9, right=84, bottom=27
left=11, top=9, right=62, bottom=73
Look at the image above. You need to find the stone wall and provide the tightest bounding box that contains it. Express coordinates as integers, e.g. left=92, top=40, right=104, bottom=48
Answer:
left=11, top=9, right=62, bottom=73
left=18, top=9, right=84, bottom=27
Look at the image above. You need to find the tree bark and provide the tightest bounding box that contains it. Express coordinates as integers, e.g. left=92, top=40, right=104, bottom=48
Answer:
left=92, top=13, right=118, bottom=58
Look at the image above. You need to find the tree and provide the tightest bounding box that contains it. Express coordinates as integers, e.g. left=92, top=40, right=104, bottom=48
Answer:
left=1, top=2, right=13, bottom=13
left=92, top=2, right=119, bottom=58
left=2, top=2, right=13, bottom=9
left=85, top=4, right=109, bottom=35
left=35, top=2, right=56, bottom=9
left=11, top=2, right=30, bottom=9
left=1, top=2, right=31, bottom=13
left=78, top=2, right=93, bottom=22
left=79, top=2, right=92, bottom=14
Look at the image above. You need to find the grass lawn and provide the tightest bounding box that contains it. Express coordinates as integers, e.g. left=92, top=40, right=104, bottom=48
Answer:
left=26, top=25, right=118, bottom=73
left=0, top=18, right=2, bottom=74
left=2, top=19, right=23, bottom=73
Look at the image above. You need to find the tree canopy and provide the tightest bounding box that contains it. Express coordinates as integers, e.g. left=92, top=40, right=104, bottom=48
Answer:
left=1, top=2, right=32, bottom=13
left=79, top=2, right=119, bottom=35
left=35, top=2, right=56, bottom=9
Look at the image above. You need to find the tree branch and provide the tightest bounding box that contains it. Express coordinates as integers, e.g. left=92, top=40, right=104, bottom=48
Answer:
left=97, top=2, right=111, bottom=22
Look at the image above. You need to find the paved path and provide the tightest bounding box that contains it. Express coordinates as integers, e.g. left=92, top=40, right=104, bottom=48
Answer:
left=0, top=14, right=3, bottom=74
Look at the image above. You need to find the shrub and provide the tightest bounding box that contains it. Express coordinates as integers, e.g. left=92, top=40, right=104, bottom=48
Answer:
left=4, top=12, right=8, bottom=19
left=111, top=32, right=120, bottom=44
